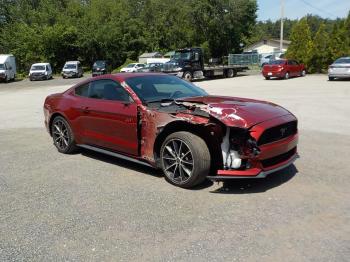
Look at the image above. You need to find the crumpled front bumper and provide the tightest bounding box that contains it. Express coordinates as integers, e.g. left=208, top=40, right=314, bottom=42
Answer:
left=208, top=153, right=298, bottom=181
left=208, top=114, right=299, bottom=181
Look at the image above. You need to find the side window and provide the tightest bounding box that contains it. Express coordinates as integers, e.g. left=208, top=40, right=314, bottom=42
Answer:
left=194, top=52, right=200, bottom=61
left=90, top=80, right=131, bottom=102
left=89, top=80, right=105, bottom=99
left=46, top=65, right=49, bottom=71
left=75, top=83, right=90, bottom=97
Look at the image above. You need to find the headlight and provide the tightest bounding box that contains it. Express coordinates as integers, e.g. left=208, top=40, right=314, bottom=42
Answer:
left=44, top=72, right=48, bottom=75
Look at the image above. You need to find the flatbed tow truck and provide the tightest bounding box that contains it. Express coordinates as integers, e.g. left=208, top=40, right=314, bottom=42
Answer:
left=162, top=47, right=248, bottom=81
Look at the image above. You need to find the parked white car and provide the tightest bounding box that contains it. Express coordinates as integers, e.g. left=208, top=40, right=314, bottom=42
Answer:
left=120, top=63, right=145, bottom=73
left=62, top=61, right=83, bottom=78
left=0, top=54, right=16, bottom=82
left=328, top=57, right=350, bottom=81
left=29, top=63, right=53, bottom=81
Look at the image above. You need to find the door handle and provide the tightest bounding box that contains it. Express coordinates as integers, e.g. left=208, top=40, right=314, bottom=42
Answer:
left=82, top=106, right=90, bottom=113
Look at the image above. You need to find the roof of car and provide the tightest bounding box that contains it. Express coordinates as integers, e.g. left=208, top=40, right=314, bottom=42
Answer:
left=65, top=61, right=80, bottom=64
left=31, top=63, right=50, bottom=66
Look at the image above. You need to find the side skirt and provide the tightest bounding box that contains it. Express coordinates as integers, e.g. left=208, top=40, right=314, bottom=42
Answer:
left=77, top=144, right=154, bottom=168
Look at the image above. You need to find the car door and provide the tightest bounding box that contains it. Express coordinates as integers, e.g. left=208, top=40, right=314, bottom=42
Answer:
left=80, top=79, right=139, bottom=155
left=291, top=60, right=299, bottom=76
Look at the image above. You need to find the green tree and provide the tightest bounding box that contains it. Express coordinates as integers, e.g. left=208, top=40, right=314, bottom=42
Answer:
left=309, top=23, right=329, bottom=73
left=286, top=18, right=313, bottom=67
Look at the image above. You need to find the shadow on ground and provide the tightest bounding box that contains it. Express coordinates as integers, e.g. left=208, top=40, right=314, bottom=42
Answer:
left=80, top=148, right=297, bottom=192
left=210, top=164, right=298, bottom=194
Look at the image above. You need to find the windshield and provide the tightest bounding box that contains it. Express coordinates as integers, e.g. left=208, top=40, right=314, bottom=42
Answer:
left=173, top=51, right=192, bottom=60
left=269, top=60, right=286, bottom=65
left=64, top=64, right=77, bottom=69
left=334, top=58, right=350, bottom=64
left=126, top=64, right=136, bottom=68
left=31, top=65, right=45, bottom=71
left=0, top=64, right=4, bottom=70
left=93, top=61, right=106, bottom=67
left=125, top=75, right=207, bottom=103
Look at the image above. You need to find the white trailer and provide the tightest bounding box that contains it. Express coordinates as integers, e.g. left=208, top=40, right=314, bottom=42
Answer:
left=0, top=54, right=16, bottom=82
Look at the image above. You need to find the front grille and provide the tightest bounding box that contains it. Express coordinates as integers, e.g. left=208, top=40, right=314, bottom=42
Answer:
left=258, top=120, right=297, bottom=146
left=32, top=72, right=44, bottom=76
left=261, top=147, right=296, bottom=168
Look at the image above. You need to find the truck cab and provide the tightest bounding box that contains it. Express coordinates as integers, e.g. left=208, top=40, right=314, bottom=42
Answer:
left=163, top=48, right=204, bottom=80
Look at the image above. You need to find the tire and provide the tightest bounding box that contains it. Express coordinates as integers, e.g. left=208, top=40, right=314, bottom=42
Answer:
left=51, top=116, right=78, bottom=154
left=160, top=131, right=211, bottom=188
left=225, top=68, right=235, bottom=78
left=284, top=72, right=290, bottom=80
left=265, top=76, right=270, bottom=80
left=301, top=70, right=306, bottom=77
left=183, top=71, right=192, bottom=82
left=329, top=76, right=335, bottom=81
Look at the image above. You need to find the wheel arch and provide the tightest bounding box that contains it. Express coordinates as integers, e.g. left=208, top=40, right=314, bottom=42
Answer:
left=153, top=120, right=223, bottom=173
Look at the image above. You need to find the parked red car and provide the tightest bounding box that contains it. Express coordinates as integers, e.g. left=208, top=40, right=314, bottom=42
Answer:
left=262, top=59, right=306, bottom=80
left=44, top=73, right=298, bottom=188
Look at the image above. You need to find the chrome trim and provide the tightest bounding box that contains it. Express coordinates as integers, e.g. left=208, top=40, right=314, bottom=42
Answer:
left=207, top=154, right=299, bottom=181
left=77, top=144, right=153, bottom=168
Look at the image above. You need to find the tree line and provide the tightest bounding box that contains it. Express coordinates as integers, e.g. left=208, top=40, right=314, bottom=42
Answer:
left=0, top=1, right=348, bottom=74
left=286, top=13, right=350, bottom=73
left=0, top=0, right=257, bottom=73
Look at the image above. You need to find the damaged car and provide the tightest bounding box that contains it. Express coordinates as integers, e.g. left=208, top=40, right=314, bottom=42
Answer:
left=44, top=73, right=298, bottom=188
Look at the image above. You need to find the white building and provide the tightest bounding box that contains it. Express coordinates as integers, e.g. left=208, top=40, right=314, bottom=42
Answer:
left=244, top=39, right=291, bottom=54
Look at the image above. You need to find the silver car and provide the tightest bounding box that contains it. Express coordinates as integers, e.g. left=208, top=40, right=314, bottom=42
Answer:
left=328, top=57, right=350, bottom=81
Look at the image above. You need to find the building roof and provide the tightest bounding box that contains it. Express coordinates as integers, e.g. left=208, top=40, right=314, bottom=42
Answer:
left=244, top=39, right=291, bottom=52
left=139, top=52, right=162, bottom=58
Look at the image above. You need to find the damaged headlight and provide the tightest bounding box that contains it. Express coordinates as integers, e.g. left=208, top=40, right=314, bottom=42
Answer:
left=221, top=127, right=261, bottom=170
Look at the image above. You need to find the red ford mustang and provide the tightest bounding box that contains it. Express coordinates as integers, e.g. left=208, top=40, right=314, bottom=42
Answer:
left=44, top=73, right=298, bottom=188
left=262, top=59, right=306, bottom=80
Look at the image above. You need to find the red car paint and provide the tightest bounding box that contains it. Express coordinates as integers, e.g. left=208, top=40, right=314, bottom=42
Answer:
left=262, top=59, right=306, bottom=79
left=44, top=73, right=298, bottom=180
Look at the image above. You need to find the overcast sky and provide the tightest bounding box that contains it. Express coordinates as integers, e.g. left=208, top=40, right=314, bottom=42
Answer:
left=257, top=0, right=350, bottom=21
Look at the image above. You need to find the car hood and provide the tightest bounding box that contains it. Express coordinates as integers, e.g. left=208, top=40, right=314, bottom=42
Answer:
left=179, top=96, right=292, bottom=128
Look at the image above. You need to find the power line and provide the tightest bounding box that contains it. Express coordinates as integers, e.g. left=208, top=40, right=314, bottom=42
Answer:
left=299, top=0, right=337, bottom=18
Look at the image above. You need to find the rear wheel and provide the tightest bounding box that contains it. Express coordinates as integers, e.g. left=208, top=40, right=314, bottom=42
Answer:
left=300, top=70, right=306, bottom=77
left=183, top=71, right=192, bottom=82
left=160, top=131, right=211, bottom=188
left=51, top=116, right=78, bottom=154
left=225, top=68, right=236, bottom=78
left=329, top=76, right=335, bottom=81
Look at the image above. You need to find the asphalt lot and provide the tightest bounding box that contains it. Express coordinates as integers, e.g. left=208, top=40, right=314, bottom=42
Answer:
left=0, top=73, right=349, bottom=261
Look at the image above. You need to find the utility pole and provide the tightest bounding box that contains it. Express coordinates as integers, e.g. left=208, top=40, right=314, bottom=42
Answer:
left=280, top=0, right=284, bottom=52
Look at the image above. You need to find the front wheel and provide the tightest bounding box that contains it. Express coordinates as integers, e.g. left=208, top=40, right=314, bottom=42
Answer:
left=160, top=131, right=211, bottom=188
left=265, top=76, right=270, bottom=80
left=300, top=70, right=306, bottom=77
left=51, top=116, right=78, bottom=154
left=183, top=71, right=192, bottom=82
left=329, top=76, right=335, bottom=81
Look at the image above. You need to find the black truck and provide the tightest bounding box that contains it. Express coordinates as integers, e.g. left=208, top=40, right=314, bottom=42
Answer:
left=162, top=47, right=248, bottom=81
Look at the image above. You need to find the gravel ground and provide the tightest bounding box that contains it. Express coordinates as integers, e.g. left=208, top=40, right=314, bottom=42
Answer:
left=0, top=73, right=349, bottom=261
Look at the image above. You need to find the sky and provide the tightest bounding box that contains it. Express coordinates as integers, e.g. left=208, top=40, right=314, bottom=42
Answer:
left=257, top=0, right=350, bottom=21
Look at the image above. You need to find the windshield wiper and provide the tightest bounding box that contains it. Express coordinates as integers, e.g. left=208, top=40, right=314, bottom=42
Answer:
left=146, top=98, right=176, bottom=104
